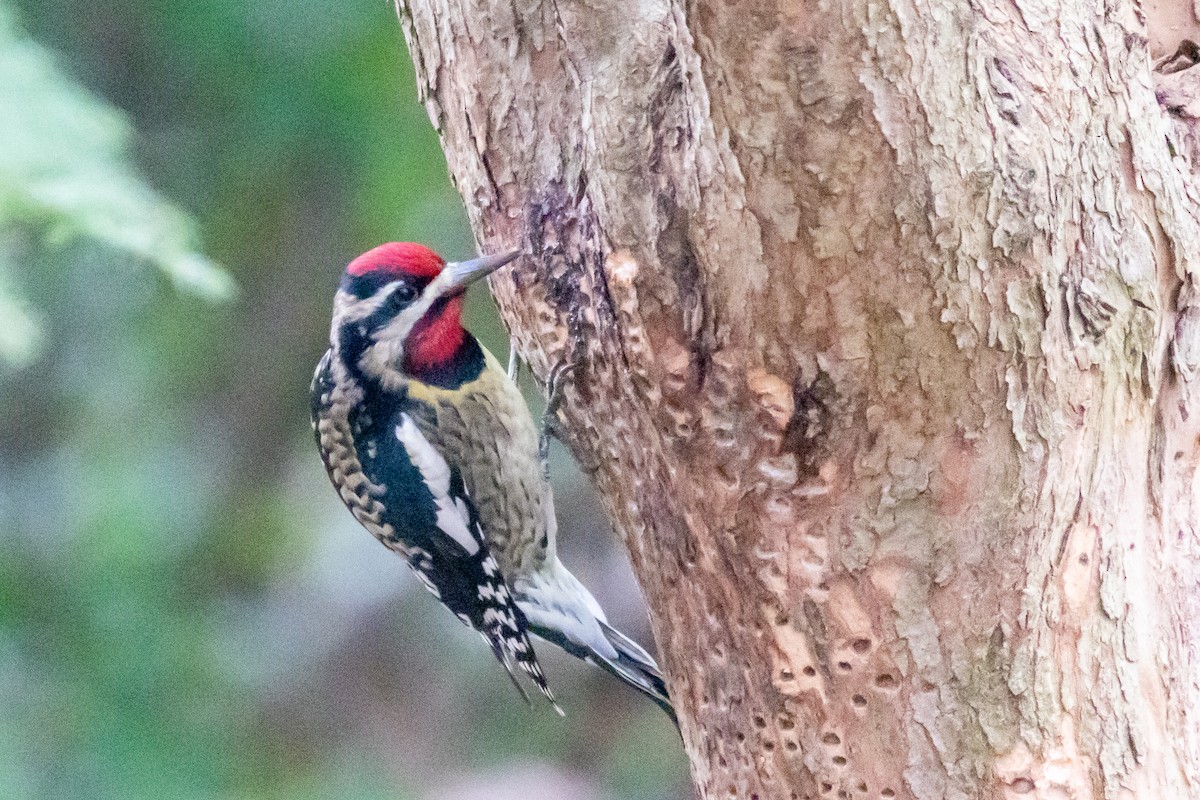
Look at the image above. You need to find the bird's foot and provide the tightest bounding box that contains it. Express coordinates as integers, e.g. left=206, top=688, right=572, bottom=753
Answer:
left=539, top=359, right=577, bottom=480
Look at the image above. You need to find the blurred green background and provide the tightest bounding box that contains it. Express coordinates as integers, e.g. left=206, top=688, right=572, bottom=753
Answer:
left=0, top=1, right=688, bottom=797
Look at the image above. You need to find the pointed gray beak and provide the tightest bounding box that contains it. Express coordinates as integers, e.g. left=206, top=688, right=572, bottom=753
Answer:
left=439, top=250, right=521, bottom=294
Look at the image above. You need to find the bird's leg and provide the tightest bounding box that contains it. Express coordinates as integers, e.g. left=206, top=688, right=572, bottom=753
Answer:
left=539, top=360, right=576, bottom=480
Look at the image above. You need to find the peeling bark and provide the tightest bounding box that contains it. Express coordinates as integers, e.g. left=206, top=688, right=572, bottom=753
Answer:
left=394, top=1, right=1200, bottom=797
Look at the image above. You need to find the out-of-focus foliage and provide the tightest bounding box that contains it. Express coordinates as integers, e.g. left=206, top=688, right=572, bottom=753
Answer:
left=0, top=1, right=688, bottom=799
left=0, top=252, right=42, bottom=367
left=0, top=5, right=231, bottom=367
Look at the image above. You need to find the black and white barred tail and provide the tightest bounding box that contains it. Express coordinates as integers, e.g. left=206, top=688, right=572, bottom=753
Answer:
left=512, top=564, right=677, bottom=726
left=526, top=616, right=675, bottom=726
left=406, top=527, right=562, bottom=715
left=473, top=551, right=563, bottom=715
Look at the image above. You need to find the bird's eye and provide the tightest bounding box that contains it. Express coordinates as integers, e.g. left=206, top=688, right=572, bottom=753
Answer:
left=388, top=283, right=418, bottom=307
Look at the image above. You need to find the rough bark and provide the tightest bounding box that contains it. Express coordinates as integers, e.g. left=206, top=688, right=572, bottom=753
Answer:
left=394, top=1, right=1200, bottom=797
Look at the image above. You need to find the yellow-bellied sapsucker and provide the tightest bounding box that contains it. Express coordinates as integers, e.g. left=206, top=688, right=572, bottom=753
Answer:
left=311, top=242, right=673, bottom=721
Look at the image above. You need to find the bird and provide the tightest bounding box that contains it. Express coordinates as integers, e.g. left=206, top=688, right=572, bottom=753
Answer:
left=310, top=241, right=674, bottom=722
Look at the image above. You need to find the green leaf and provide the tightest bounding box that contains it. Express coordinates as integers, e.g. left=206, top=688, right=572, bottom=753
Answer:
left=0, top=265, right=41, bottom=367
left=0, top=3, right=233, bottom=366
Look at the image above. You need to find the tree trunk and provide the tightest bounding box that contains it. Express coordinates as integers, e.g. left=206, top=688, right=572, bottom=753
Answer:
left=394, top=1, right=1200, bottom=797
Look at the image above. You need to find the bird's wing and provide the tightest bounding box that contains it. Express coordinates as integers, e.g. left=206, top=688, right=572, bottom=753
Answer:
left=360, top=408, right=560, bottom=712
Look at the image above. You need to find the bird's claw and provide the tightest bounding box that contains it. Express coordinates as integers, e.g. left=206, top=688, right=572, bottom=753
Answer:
left=539, top=360, right=577, bottom=480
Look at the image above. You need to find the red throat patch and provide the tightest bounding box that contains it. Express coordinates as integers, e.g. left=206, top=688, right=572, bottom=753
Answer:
left=404, top=295, right=467, bottom=372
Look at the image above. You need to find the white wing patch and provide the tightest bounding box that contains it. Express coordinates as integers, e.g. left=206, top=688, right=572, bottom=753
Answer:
left=395, top=414, right=480, bottom=556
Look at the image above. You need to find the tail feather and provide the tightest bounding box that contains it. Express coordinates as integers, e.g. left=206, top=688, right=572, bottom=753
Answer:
left=486, top=636, right=532, bottom=705
left=596, top=620, right=677, bottom=726
left=480, top=602, right=565, bottom=717
left=526, top=618, right=677, bottom=727
left=514, top=563, right=676, bottom=725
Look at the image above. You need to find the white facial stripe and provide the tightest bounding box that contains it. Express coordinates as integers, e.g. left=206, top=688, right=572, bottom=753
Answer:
left=394, top=414, right=481, bottom=556
left=334, top=278, right=430, bottom=384
left=371, top=286, right=437, bottom=345
left=356, top=280, right=444, bottom=382
left=370, top=263, right=466, bottom=343
left=334, top=280, right=403, bottom=324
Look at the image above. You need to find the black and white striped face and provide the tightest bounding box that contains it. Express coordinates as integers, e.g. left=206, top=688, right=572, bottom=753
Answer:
left=332, top=273, right=432, bottom=362
left=327, top=247, right=521, bottom=384
left=332, top=265, right=468, bottom=382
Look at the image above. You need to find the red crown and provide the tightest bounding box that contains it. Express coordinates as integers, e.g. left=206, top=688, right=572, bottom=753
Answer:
left=346, top=243, right=446, bottom=280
